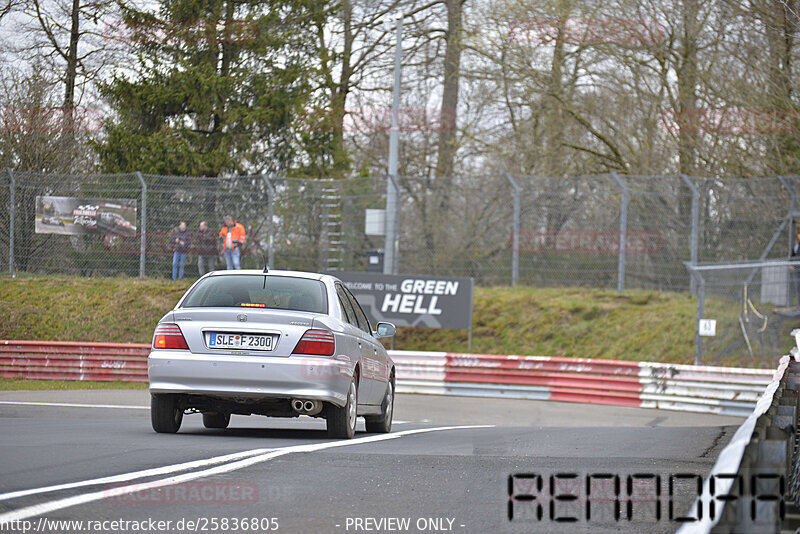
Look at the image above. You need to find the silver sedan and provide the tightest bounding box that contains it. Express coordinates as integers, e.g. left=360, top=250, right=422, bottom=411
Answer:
left=148, top=269, right=396, bottom=439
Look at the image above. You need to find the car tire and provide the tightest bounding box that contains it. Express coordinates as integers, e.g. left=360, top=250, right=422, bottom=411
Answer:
left=202, top=412, right=230, bottom=429
left=365, top=380, right=394, bottom=434
left=151, top=394, right=183, bottom=433
left=327, top=378, right=357, bottom=439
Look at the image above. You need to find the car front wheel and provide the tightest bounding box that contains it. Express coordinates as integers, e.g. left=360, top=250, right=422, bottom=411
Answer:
left=151, top=394, right=183, bottom=433
left=327, top=378, right=357, bottom=439
left=365, top=380, right=394, bottom=434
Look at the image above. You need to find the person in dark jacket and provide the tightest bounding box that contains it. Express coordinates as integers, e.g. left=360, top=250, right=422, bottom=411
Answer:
left=195, top=221, right=217, bottom=275
left=171, top=221, right=191, bottom=280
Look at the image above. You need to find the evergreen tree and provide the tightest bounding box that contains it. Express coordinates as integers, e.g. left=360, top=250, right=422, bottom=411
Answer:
left=95, top=0, right=331, bottom=176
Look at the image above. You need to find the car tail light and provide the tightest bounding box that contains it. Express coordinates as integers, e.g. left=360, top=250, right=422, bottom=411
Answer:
left=152, top=323, right=189, bottom=350
left=292, top=329, right=335, bottom=356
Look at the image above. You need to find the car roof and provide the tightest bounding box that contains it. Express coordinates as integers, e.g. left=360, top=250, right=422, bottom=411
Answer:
left=204, top=269, right=337, bottom=283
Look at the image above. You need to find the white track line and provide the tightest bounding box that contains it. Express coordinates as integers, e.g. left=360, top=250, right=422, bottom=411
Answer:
left=0, top=425, right=492, bottom=523
left=0, top=401, right=148, bottom=410
left=0, top=448, right=275, bottom=502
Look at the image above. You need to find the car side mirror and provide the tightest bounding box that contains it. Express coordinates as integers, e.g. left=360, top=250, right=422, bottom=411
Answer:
left=374, top=322, right=396, bottom=339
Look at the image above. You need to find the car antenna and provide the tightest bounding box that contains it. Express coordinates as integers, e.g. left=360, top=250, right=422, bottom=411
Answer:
left=262, top=254, right=268, bottom=273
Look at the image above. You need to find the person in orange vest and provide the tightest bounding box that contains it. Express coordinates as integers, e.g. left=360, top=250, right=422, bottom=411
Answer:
left=219, top=215, right=246, bottom=270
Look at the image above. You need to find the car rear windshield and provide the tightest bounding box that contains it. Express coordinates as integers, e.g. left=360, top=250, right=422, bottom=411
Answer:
left=180, top=275, right=328, bottom=314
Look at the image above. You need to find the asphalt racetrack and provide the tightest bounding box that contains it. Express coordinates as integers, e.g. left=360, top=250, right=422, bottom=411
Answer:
left=0, top=390, right=744, bottom=534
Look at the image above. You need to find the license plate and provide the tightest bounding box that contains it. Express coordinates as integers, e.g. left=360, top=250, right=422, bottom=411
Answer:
left=207, top=332, right=274, bottom=351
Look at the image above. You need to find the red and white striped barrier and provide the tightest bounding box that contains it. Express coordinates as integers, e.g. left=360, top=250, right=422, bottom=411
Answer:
left=0, top=341, right=773, bottom=416
left=0, top=340, right=148, bottom=382
left=392, top=352, right=774, bottom=416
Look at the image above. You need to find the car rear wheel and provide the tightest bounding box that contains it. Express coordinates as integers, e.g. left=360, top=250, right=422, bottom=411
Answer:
left=202, top=412, right=230, bottom=429
left=327, top=378, right=357, bottom=439
left=365, top=380, right=394, bottom=433
left=151, top=394, right=183, bottom=433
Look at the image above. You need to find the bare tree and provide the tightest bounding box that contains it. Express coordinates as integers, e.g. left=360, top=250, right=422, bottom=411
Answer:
left=433, top=0, right=464, bottom=179
left=14, top=0, right=119, bottom=119
left=755, top=0, right=799, bottom=173
left=0, top=68, right=93, bottom=172
left=318, top=0, right=398, bottom=173
left=0, top=0, right=19, bottom=21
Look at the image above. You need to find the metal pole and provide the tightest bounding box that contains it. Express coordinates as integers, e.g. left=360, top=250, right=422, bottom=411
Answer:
left=695, top=275, right=705, bottom=366
left=504, top=173, right=520, bottom=287
left=778, top=176, right=796, bottom=257
left=680, top=174, right=699, bottom=295
left=611, top=172, right=627, bottom=292
left=263, top=174, right=275, bottom=269
left=7, top=168, right=14, bottom=277
left=136, top=172, right=146, bottom=279
left=779, top=176, right=796, bottom=306
left=685, top=262, right=705, bottom=365
left=387, top=173, right=401, bottom=275
left=384, top=14, right=403, bottom=275
left=468, top=278, right=474, bottom=351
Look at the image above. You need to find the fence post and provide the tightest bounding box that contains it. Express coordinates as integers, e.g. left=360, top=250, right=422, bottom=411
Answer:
left=611, top=172, right=627, bottom=292
left=685, top=263, right=704, bottom=365
left=695, top=275, right=705, bottom=366
left=262, top=174, right=275, bottom=269
left=503, top=172, right=520, bottom=287
left=680, top=174, right=699, bottom=295
left=135, top=172, right=146, bottom=280
left=778, top=175, right=796, bottom=256
left=7, top=168, right=14, bottom=277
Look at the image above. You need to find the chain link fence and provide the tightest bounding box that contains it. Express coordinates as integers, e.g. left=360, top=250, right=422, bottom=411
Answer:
left=2, top=170, right=799, bottom=285
left=4, top=169, right=800, bottom=364
left=687, top=261, right=800, bottom=367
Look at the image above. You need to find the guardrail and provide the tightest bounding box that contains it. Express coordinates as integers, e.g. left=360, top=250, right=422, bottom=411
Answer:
left=0, top=340, right=775, bottom=417
left=676, top=346, right=800, bottom=533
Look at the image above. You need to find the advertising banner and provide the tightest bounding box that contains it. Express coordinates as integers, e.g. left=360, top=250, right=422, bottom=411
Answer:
left=35, top=196, right=137, bottom=236
left=331, top=272, right=474, bottom=330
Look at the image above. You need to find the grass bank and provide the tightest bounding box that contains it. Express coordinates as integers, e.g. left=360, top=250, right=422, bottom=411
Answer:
left=0, top=378, right=148, bottom=390
left=0, top=276, right=786, bottom=369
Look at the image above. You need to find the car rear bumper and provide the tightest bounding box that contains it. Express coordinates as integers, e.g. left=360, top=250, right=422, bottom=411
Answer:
left=148, top=350, right=355, bottom=407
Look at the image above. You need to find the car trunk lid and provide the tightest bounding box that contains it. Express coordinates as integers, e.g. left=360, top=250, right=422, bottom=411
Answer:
left=172, top=308, right=321, bottom=357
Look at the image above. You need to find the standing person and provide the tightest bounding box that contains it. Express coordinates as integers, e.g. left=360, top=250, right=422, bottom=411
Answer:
left=195, top=221, right=217, bottom=275
left=171, top=221, right=191, bottom=280
left=792, top=227, right=800, bottom=309
left=219, top=215, right=246, bottom=270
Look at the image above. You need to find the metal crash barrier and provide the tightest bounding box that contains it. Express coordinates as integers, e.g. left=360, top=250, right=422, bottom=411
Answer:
left=0, top=340, right=775, bottom=416
left=677, top=331, right=800, bottom=533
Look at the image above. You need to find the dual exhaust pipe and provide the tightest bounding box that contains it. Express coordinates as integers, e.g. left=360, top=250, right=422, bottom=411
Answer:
left=291, top=399, right=322, bottom=415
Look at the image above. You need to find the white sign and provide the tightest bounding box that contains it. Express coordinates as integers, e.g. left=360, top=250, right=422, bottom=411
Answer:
left=699, top=319, right=717, bottom=337
left=365, top=209, right=386, bottom=236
